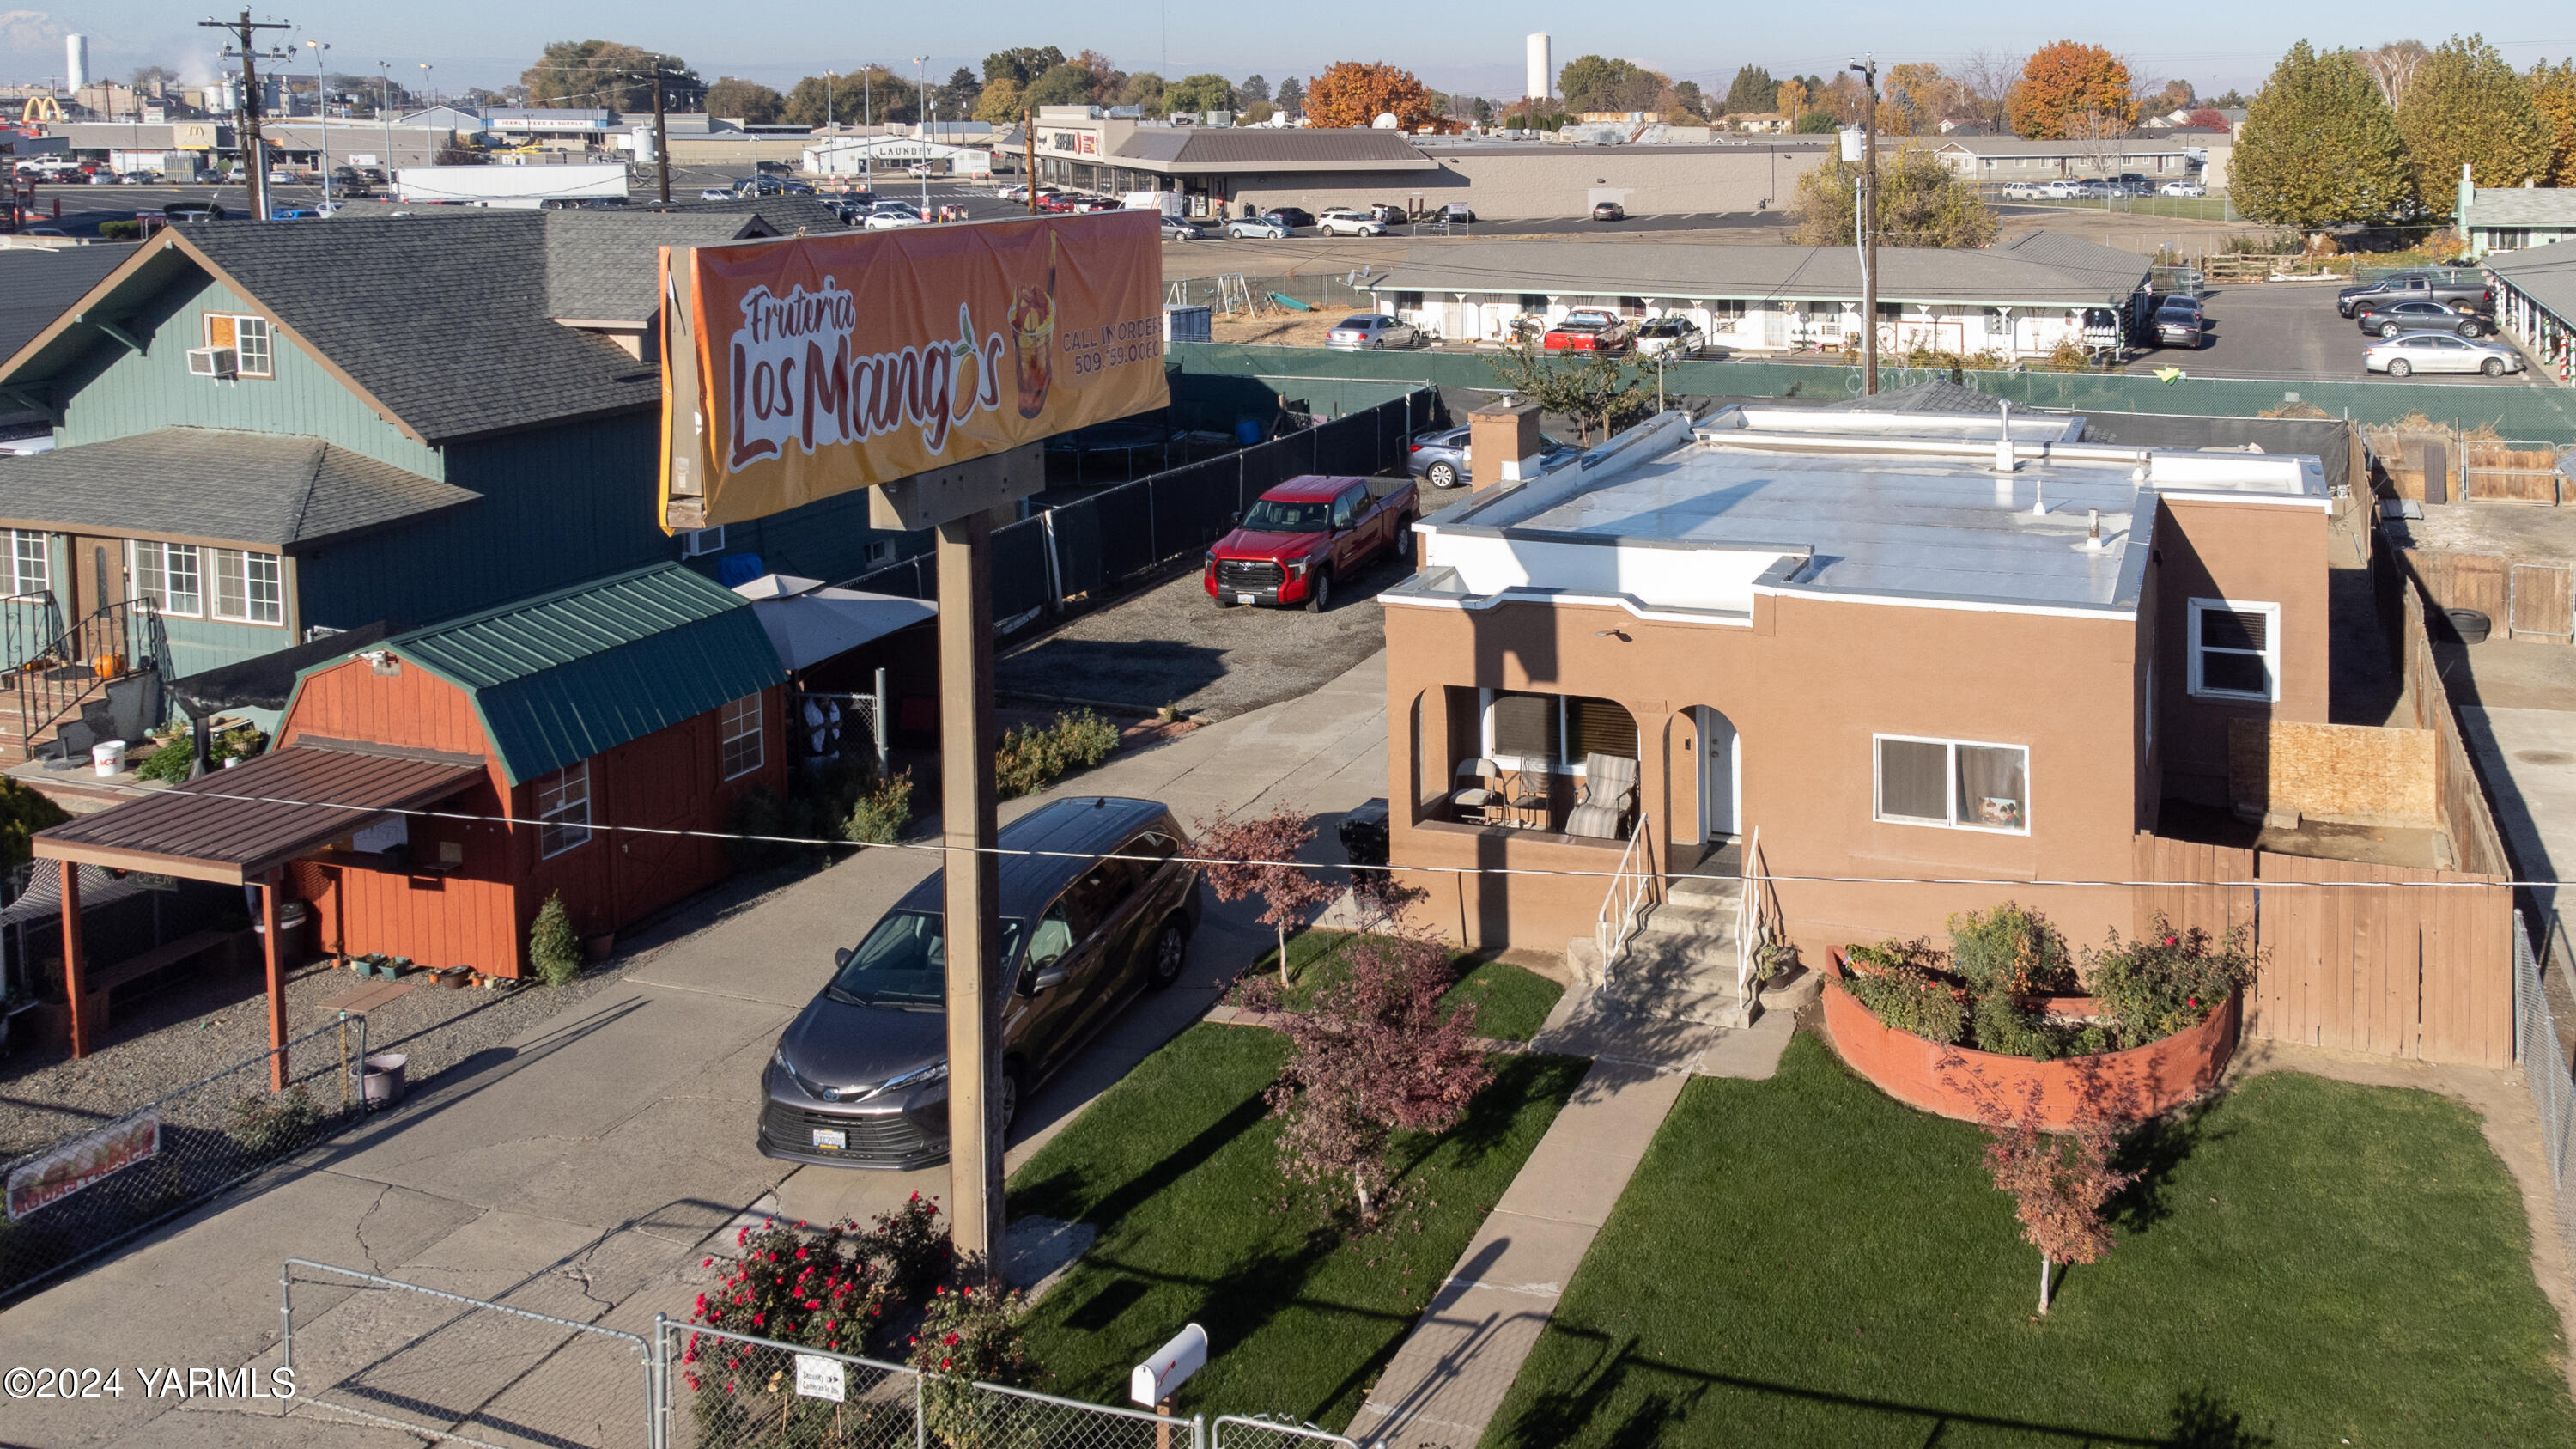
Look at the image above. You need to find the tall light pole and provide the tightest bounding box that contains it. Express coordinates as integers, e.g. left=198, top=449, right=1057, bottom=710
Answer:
left=377, top=59, right=392, bottom=176
left=416, top=62, right=432, bottom=109
left=914, top=58, right=929, bottom=210
left=306, top=40, right=331, bottom=209
left=1850, top=54, right=1880, bottom=396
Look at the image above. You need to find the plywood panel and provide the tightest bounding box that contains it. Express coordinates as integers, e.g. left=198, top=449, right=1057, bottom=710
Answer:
left=2509, top=564, right=2573, bottom=642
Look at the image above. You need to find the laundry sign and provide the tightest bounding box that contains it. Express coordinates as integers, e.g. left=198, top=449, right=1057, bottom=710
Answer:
left=659, top=211, right=1166, bottom=530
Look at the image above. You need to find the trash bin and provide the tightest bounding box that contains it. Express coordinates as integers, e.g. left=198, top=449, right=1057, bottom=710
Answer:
left=252, top=899, right=311, bottom=965
left=358, top=1053, right=407, bottom=1107
left=1338, top=798, right=1391, bottom=885
left=91, top=740, right=127, bottom=776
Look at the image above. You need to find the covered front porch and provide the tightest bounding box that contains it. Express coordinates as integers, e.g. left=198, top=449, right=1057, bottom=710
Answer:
left=32, top=741, right=483, bottom=1085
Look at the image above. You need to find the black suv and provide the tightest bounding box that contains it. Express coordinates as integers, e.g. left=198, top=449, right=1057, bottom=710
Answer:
left=759, top=796, right=1203, bottom=1169
left=1265, top=205, right=1316, bottom=228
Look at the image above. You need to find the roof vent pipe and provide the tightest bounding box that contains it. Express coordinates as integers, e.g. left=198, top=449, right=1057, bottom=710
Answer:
left=2087, top=508, right=2105, bottom=549
left=1994, top=400, right=2018, bottom=474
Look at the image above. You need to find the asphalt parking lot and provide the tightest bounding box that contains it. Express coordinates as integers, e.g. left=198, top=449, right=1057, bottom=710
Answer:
left=995, top=475, right=1480, bottom=722
left=2122, top=282, right=2551, bottom=387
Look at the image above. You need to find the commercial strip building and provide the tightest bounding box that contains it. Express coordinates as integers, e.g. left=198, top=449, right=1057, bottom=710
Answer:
left=40, top=120, right=461, bottom=174
left=2483, top=238, right=2576, bottom=382
left=1358, top=233, right=2153, bottom=356
left=1025, top=106, right=1828, bottom=219
left=1933, top=133, right=2230, bottom=190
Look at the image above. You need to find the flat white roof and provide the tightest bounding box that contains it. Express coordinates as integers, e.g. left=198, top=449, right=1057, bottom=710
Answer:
left=1398, top=408, right=2328, bottom=617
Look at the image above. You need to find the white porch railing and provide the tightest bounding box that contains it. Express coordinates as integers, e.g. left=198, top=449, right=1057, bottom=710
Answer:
left=1594, top=812, right=1655, bottom=970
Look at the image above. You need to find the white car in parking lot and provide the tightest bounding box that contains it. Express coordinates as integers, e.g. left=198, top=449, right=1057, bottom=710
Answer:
left=1316, top=207, right=1388, bottom=236
left=2365, top=332, right=2524, bottom=377
left=2160, top=180, right=2208, bottom=198
left=863, top=209, right=926, bottom=230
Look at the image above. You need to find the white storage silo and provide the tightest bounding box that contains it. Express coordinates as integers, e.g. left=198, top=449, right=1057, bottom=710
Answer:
left=66, top=34, right=91, bottom=93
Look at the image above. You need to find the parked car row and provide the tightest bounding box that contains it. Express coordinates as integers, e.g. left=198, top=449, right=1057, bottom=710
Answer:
left=1998, top=175, right=2205, bottom=200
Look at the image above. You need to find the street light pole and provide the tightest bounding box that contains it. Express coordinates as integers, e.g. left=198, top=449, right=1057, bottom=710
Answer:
left=417, top=63, right=432, bottom=111
left=914, top=58, right=930, bottom=214
left=377, top=60, right=392, bottom=177
left=1850, top=53, right=1880, bottom=396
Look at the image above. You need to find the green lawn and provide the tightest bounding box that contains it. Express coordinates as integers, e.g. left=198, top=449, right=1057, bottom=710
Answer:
left=1010, top=1023, right=1588, bottom=1427
left=1486, top=1033, right=2576, bottom=1447
left=1251, top=928, right=1566, bottom=1042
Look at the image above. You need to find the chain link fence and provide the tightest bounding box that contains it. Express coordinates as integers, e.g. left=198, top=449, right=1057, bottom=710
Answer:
left=1211, top=1414, right=1360, bottom=1449
left=2, top=1015, right=369, bottom=1302
left=839, top=390, right=1437, bottom=626
left=659, top=1321, right=920, bottom=1449
left=283, top=1258, right=656, bottom=1449
left=2513, top=912, right=2576, bottom=1275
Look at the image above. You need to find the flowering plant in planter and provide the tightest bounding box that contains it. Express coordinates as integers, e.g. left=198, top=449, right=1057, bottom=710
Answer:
left=2084, top=916, right=2259, bottom=1050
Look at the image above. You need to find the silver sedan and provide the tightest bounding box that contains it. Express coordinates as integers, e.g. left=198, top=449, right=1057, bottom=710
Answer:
left=2364, top=332, right=2524, bottom=378
left=1327, top=314, right=1420, bottom=351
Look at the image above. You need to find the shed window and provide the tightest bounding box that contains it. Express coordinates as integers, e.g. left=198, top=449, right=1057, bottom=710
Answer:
left=536, top=762, right=592, bottom=858
left=2187, top=599, right=2279, bottom=702
left=128, top=540, right=203, bottom=617
left=6, top=530, right=49, bottom=597
left=1874, top=734, right=2029, bottom=833
left=208, top=548, right=284, bottom=625
left=720, top=694, right=765, bottom=780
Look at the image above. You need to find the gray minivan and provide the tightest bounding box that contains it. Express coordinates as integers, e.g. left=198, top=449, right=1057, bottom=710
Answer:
left=759, top=796, right=1202, bottom=1169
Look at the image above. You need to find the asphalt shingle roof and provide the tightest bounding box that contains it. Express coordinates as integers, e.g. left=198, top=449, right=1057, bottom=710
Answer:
left=0, top=427, right=478, bottom=547
left=0, top=244, right=137, bottom=364
left=1364, top=232, right=2151, bottom=307
left=380, top=563, right=787, bottom=784
left=2486, top=239, right=2576, bottom=326
left=2469, top=189, right=2576, bottom=227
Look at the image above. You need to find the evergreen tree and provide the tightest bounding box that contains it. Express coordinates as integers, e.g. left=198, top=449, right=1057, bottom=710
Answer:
left=2397, top=33, right=2552, bottom=211
left=1275, top=76, right=1306, bottom=116
left=2232, top=42, right=2416, bottom=228
left=1724, top=65, right=1776, bottom=113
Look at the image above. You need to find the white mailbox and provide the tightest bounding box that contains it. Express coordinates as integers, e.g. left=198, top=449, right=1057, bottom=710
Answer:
left=1128, top=1324, right=1208, bottom=1407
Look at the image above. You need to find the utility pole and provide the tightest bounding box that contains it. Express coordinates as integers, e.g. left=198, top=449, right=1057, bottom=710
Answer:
left=1851, top=54, right=1880, bottom=395
left=306, top=40, right=331, bottom=211
left=653, top=65, right=670, bottom=204
left=377, top=60, right=392, bottom=179
left=938, top=508, right=1006, bottom=1286
left=204, top=9, right=292, bottom=222
left=1024, top=109, right=1036, bottom=210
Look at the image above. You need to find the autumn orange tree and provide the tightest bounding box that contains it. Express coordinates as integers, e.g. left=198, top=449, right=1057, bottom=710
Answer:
left=1304, top=60, right=1443, bottom=130
left=2006, top=40, right=2136, bottom=138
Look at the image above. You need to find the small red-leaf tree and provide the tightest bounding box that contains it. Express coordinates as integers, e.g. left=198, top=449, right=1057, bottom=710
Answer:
left=1196, top=804, right=1338, bottom=985
left=1264, top=931, right=1492, bottom=1221
left=1978, top=1088, right=2136, bottom=1314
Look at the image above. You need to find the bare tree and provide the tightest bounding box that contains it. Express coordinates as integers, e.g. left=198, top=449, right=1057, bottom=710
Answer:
left=2358, top=39, right=2432, bottom=110
left=1954, top=49, right=2026, bottom=127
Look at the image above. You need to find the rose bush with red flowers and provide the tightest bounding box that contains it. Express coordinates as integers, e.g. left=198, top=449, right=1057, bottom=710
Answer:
left=910, top=1280, right=1035, bottom=1445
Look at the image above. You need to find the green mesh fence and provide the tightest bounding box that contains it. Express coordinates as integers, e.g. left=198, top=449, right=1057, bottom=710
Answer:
left=1166, top=344, right=2576, bottom=441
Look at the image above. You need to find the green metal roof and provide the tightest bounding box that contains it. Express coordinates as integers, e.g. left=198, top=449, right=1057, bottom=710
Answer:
left=380, top=563, right=787, bottom=786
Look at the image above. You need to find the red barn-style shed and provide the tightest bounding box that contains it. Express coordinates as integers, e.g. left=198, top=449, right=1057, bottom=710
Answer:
left=33, top=563, right=789, bottom=1073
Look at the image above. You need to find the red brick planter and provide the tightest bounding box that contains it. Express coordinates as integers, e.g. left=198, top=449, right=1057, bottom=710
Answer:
left=1820, top=966, right=2240, bottom=1128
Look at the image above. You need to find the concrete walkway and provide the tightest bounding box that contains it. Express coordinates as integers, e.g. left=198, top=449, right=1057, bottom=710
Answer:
left=0, top=654, right=1391, bottom=1449
left=1350, top=985, right=1792, bottom=1449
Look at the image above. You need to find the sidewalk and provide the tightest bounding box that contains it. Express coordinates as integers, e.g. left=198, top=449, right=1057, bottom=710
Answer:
left=0, top=654, right=1391, bottom=1449
left=1350, top=988, right=1792, bottom=1449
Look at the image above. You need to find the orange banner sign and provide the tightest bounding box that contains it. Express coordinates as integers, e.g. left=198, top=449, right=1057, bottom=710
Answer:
left=659, top=212, right=1168, bottom=530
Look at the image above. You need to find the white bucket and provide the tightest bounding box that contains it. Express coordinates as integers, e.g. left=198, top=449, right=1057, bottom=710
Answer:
left=91, top=740, right=127, bottom=776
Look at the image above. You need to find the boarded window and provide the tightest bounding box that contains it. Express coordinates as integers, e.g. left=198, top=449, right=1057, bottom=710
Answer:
left=203, top=313, right=236, bottom=350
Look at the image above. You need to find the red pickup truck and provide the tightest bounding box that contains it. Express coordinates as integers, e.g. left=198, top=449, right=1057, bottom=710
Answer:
left=1543, top=307, right=1632, bottom=353
left=1204, top=473, right=1419, bottom=612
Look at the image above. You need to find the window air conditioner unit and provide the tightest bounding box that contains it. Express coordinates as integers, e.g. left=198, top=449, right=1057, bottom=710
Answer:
left=187, top=345, right=237, bottom=379
left=679, top=525, right=725, bottom=557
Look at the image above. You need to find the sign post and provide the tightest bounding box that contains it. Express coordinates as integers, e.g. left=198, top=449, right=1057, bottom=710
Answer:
left=659, top=215, right=1165, bottom=1285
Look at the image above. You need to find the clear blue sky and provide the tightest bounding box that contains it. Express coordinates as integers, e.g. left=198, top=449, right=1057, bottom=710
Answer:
left=9, top=3, right=2574, bottom=101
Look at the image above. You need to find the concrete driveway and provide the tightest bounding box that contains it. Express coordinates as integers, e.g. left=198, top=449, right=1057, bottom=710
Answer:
left=0, top=654, right=1393, bottom=1448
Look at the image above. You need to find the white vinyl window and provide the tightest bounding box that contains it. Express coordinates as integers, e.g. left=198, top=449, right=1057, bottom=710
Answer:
left=535, top=762, right=592, bottom=858
left=719, top=694, right=764, bottom=780
left=2187, top=599, right=2280, bottom=703
left=6, top=530, right=49, bottom=597
left=1874, top=734, right=2031, bottom=833
left=127, top=539, right=203, bottom=617
left=207, top=548, right=284, bottom=625
left=202, top=312, right=273, bottom=378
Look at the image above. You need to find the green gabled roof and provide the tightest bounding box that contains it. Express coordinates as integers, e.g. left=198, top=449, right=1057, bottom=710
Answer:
left=380, top=563, right=787, bottom=786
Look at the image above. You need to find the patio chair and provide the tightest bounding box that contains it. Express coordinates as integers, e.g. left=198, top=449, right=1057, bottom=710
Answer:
left=1504, top=769, right=1550, bottom=831
left=1450, top=758, right=1504, bottom=825
left=1564, top=752, right=1639, bottom=839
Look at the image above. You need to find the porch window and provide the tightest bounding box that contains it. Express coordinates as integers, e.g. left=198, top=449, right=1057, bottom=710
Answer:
left=6, top=530, right=49, bottom=596
left=535, top=761, right=592, bottom=858
left=1483, top=690, right=1638, bottom=776
left=719, top=694, right=765, bottom=780
left=208, top=548, right=284, bottom=625
left=1705, top=299, right=1746, bottom=320
left=1874, top=734, right=2029, bottom=833
left=2187, top=599, right=2278, bottom=702
left=129, top=540, right=204, bottom=616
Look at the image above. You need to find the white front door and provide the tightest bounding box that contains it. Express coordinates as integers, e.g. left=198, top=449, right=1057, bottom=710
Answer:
left=1697, top=706, right=1739, bottom=843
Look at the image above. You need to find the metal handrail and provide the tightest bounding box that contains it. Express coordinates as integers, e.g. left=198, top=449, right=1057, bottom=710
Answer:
left=1593, top=811, right=1653, bottom=970
left=11, top=595, right=166, bottom=753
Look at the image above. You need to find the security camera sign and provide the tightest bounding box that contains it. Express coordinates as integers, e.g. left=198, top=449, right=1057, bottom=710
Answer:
left=659, top=211, right=1167, bottom=530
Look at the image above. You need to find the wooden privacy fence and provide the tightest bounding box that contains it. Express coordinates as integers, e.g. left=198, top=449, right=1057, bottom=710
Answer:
left=2461, top=441, right=2567, bottom=505
left=2132, top=833, right=2514, bottom=1068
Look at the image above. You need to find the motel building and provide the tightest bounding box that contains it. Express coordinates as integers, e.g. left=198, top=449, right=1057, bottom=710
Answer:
left=1382, top=393, right=2336, bottom=992
left=1361, top=233, right=2154, bottom=359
